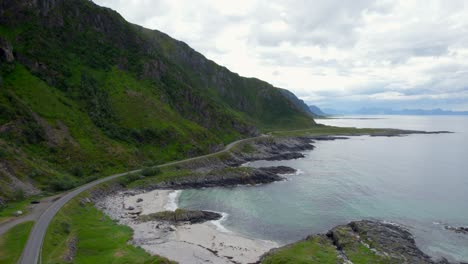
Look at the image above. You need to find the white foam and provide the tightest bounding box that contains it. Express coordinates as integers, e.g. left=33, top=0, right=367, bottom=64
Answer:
left=279, top=168, right=304, bottom=176
left=241, top=162, right=251, bottom=167
left=210, top=212, right=232, bottom=233
left=165, top=190, right=181, bottom=211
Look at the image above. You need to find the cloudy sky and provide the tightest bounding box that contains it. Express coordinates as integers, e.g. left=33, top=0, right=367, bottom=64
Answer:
left=93, top=0, right=468, bottom=111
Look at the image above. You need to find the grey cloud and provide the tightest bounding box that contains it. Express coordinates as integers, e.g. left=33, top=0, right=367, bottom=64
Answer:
left=248, top=0, right=387, bottom=48
left=92, top=0, right=468, bottom=111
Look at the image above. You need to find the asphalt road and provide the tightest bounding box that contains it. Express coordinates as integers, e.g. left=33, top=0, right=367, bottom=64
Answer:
left=18, top=136, right=261, bottom=264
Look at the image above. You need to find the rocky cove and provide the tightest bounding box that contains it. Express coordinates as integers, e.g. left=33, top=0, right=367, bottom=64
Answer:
left=90, top=134, right=465, bottom=264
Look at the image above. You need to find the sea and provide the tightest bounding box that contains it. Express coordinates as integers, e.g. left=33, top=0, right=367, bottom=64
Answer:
left=178, top=115, right=468, bottom=262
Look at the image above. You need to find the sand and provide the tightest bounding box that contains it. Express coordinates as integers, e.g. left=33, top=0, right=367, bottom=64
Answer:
left=97, top=189, right=278, bottom=264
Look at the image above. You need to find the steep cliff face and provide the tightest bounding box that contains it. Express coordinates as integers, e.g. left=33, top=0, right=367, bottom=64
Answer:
left=0, top=0, right=315, bottom=201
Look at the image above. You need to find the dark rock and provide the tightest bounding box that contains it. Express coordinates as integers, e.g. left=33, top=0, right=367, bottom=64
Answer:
left=445, top=225, right=468, bottom=235
left=63, top=235, right=78, bottom=263
left=141, top=59, right=166, bottom=80
left=136, top=198, right=143, bottom=203
left=0, top=37, right=14, bottom=63
left=258, top=166, right=296, bottom=175
left=265, top=152, right=304, bottom=161
left=139, top=209, right=222, bottom=224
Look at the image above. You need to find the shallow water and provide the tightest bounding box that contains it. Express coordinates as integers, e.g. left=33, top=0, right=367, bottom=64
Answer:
left=178, top=116, right=468, bottom=262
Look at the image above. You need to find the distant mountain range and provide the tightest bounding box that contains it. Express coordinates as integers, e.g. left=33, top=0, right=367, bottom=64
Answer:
left=317, top=107, right=468, bottom=116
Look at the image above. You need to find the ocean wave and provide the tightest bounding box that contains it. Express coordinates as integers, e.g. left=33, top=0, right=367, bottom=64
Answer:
left=241, top=162, right=251, bottom=167
left=164, top=190, right=181, bottom=211
left=210, top=212, right=232, bottom=233
left=295, top=169, right=304, bottom=175
left=280, top=169, right=304, bottom=176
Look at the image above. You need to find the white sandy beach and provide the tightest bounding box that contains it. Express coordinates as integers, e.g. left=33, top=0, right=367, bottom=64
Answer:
left=97, top=189, right=278, bottom=264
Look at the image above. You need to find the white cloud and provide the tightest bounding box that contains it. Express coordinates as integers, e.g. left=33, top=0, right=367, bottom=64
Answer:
left=93, top=0, right=468, bottom=110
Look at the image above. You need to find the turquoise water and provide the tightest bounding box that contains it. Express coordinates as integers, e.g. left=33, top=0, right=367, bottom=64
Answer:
left=178, top=116, right=468, bottom=262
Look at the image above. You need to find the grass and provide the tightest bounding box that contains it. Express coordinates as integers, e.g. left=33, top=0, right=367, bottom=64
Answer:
left=0, top=197, right=38, bottom=223
left=0, top=221, right=34, bottom=264
left=126, top=167, right=194, bottom=188
left=261, top=234, right=395, bottom=264
left=345, top=243, right=393, bottom=264
left=42, top=193, right=174, bottom=264
left=269, top=125, right=404, bottom=137
left=262, top=236, right=341, bottom=264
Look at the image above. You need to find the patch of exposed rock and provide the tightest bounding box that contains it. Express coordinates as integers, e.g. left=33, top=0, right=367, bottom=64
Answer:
left=62, top=235, right=78, bottom=263
left=139, top=209, right=222, bottom=224
left=328, top=220, right=435, bottom=263
left=0, top=37, right=14, bottom=63
left=257, top=166, right=297, bottom=175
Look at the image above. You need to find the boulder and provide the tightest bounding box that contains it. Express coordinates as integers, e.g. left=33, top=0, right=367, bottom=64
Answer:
left=13, top=210, right=23, bottom=216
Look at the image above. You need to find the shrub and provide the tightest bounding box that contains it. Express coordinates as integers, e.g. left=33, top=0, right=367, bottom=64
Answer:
left=140, top=166, right=161, bottom=177
left=70, top=166, right=84, bottom=177
left=0, top=148, right=7, bottom=158
left=13, top=189, right=25, bottom=200
left=60, top=221, right=71, bottom=234
left=118, top=172, right=142, bottom=187
left=49, top=177, right=78, bottom=192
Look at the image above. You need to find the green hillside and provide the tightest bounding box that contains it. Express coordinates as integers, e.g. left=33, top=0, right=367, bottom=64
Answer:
left=0, top=0, right=315, bottom=203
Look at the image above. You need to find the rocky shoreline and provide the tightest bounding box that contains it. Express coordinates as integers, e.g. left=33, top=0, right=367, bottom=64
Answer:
left=136, top=136, right=348, bottom=190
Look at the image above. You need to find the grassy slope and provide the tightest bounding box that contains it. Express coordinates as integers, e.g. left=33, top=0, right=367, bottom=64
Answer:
left=43, top=192, right=173, bottom=264
left=0, top=221, right=34, bottom=264
left=262, top=236, right=341, bottom=264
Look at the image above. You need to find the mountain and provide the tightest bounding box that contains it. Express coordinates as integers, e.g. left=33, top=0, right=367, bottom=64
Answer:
left=0, top=0, right=315, bottom=203
left=323, top=107, right=468, bottom=115
left=277, top=88, right=314, bottom=117
left=308, top=105, right=327, bottom=116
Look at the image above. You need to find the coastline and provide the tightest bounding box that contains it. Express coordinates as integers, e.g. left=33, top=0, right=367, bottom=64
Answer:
left=96, top=189, right=278, bottom=264
left=89, top=133, right=465, bottom=263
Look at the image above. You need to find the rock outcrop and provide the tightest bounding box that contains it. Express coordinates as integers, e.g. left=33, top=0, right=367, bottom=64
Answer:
left=262, top=220, right=458, bottom=264
left=0, top=37, right=14, bottom=63
left=139, top=209, right=222, bottom=224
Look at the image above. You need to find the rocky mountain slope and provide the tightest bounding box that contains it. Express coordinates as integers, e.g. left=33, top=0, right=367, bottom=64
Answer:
left=0, top=0, right=315, bottom=203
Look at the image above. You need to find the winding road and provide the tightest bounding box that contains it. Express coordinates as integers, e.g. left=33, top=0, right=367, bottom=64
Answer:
left=18, top=135, right=263, bottom=264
